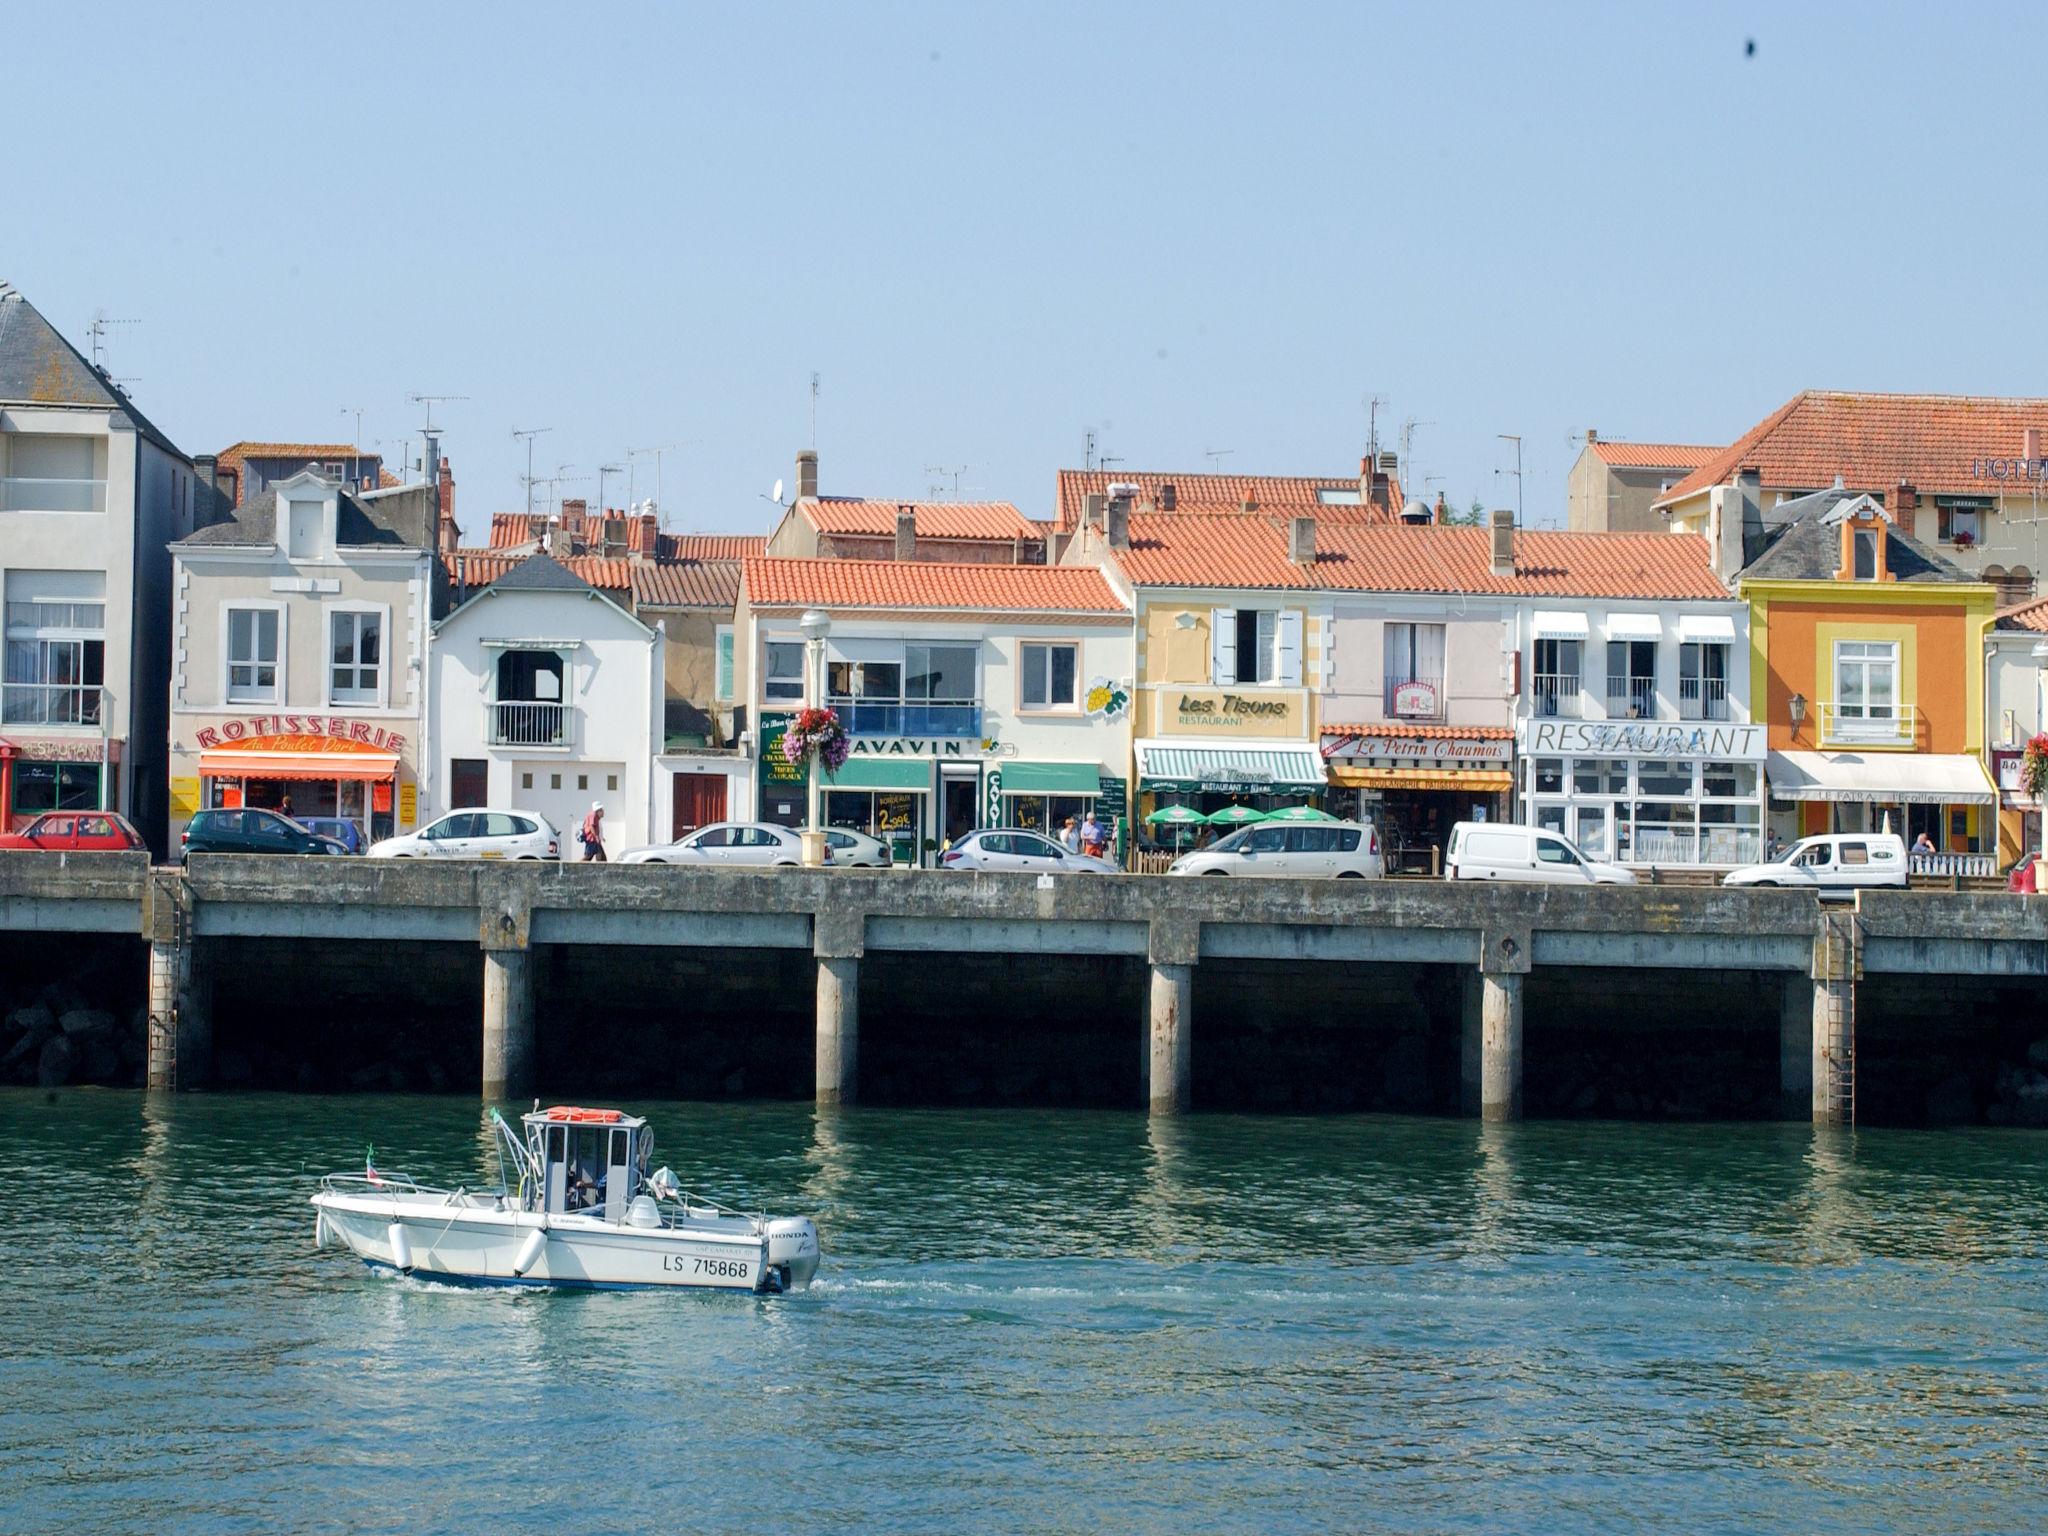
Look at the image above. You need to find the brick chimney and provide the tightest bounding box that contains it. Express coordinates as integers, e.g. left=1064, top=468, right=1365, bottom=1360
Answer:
left=1105, top=496, right=1131, bottom=551
left=436, top=456, right=458, bottom=556
left=1289, top=515, right=1316, bottom=565
left=796, top=450, right=818, bottom=501
left=1433, top=490, right=1449, bottom=525
left=1489, top=508, right=1514, bottom=578
left=894, top=505, right=916, bottom=561
left=1586, top=427, right=1599, bottom=444
left=2027, top=427, right=2042, bottom=463
left=561, top=498, right=587, bottom=536
left=1159, top=481, right=1177, bottom=511
left=1369, top=452, right=1397, bottom=512
left=632, top=512, right=659, bottom=557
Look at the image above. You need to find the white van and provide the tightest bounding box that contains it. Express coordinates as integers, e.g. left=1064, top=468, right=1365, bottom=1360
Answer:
left=1444, top=821, right=1637, bottom=885
left=1721, top=833, right=1907, bottom=893
left=1167, top=819, right=1384, bottom=878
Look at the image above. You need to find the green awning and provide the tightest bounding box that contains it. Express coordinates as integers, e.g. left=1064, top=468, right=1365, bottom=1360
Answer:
left=1000, top=761, right=1102, bottom=795
left=1135, top=740, right=1327, bottom=790
left=825, top=757, right=933, bottom=791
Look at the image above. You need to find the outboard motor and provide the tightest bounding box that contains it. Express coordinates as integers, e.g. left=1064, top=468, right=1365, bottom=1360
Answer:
left=765, top=1217, right=821, bottom=1291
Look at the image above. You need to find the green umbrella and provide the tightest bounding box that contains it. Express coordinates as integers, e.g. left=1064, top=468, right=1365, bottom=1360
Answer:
left=1205, top=804, right=1270, bottom=826
left=1266, top=804, right=1336, bottom=822
left=1145, top=804, right=1207, bottom=826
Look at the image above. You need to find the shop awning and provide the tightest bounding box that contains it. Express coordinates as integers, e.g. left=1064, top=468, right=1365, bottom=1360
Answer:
left=1677, top=614, right=1737, bottom=642
left=1000, top=761, right=1102, bottom=794
left=825, top=758, right=932, bottom=791
left=1766, top=750, right=1997, bottom=806
left=1331, top=765, right=1515, bottom=792
left=1136, top=740, right=1327, bottom=790
left=199, top=749, right=398, bottom=782
left=1531, top=610, right=1590, bottom=639
left=1605, top=613, right=1662, bottom=640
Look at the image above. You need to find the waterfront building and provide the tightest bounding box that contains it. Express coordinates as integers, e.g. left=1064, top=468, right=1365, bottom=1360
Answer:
left=733, top=557, right=1131, bottom=863
left=0, top=282, right=206, bottom=850
left=1724, top=484, right=1999, bottom=867
left=429, top=552, right=663, bottom=851
left=1656, top=391, right=2048, bottom=605
left=767, top=451, right=1045, bottom=565
left=1984, top=595, right=2048, bottom=862
left=166, top=472, right=444, bottom=847
left=1564, top=431, right=1719, bottom=533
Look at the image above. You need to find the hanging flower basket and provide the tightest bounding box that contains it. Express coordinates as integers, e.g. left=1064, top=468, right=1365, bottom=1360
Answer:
left=781, top=707, right=850, bottom=773
left=2023, top=733, right=2048, bottom=800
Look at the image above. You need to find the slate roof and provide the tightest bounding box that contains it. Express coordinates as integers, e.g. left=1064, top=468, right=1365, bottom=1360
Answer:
left=1657, top=390, right=2048, bottom=507
left=1587, top=441, right=1721, bottom=469
left=742, top=557, right=1126, bottom=614
left=0, top=281, right=186, bottom=458
left=801, top=497, right=1039, bottom=541
left=178, top=484, right=434, bottom=549
left=1054, top=467, right=1406, bottom=528
left=1733, top=487, right=1980, bottom=585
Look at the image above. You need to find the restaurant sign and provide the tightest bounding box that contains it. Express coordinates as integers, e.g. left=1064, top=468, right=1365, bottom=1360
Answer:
left=1519, top=720, right=1766, bottom=760
left=1165, top=687, right=1304, bottom=736
left=847, top=737, right=1001, bottom=759
left=1389, top=682, right=1440, bottom=719
left=1330, top=732, right=1509, bottom=765
left=192, top=713, right=409, bottom=752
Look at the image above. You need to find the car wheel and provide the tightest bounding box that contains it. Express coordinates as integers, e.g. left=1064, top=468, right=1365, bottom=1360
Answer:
left=1204, top=869, right=1229, bottom=876
left=1336, top=870, right=1364, bottom=879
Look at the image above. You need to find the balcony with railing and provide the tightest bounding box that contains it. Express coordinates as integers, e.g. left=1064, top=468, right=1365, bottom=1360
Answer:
left=829, top=700, right=983, bottom=738
left=489, top=700, right=570, bottom=747
left=0, top=477, right=107, bottom=514
left=0, top=682, right=103, bottom=726
left=1604, top=674, right=1657, bottom=719
left=1532, top=673, right=1583, bottom=718
left=1382, top=673, right=1446, bottom=722
left=1678, top=675, right=1730, bottom=721
left=1819, top=702, right=1917, bottom=747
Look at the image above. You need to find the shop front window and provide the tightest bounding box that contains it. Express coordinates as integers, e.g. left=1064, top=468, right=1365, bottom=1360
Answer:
left=1533, top=757, right=1565, bottom=795
left=13, top=761, right=102, bottom=814
left=1006, top=793, right=1093, bottom=835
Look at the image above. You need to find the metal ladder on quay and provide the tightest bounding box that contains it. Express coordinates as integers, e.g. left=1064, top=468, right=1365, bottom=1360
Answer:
left=1819, top=913, right=1857, bottom=1127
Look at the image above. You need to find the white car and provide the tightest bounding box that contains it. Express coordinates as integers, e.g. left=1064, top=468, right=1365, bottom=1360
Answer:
left=940, top=828, right=1119, bottom=874
left=1444, top=821, right=1636, bottom=885
left=1722, top=833, right=1907, bottom=893
left=619, top=820, right=816, bottom=867
left=824, top=828, right=892, bottom=868
left=368, top=809, right=560, bottom=860
left=1168, top=820, right=1384, bottom=878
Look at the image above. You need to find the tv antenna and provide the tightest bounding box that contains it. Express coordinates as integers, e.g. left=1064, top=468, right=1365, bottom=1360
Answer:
left=924, top=464, right=970, bottom=501
left=339, top=407, right=371, bottom=484
left=1496, top=433, right=1524, bottom=527
left=1203, top=447, right=1235, bottom=472
left=87, top=309, right=139, bottom=372
left=1364, top=393, right=1387, bottom=461
left=1099, top=453, right=1125, bottom=473
left=627, top=441, right=697, bottom=526
left=408, top=392, right=467, bottom=433
left=533, top=464, right=584, bottom=519
left=809, top=371, right=821, bottom=448
left=511, top=427, right=552, bottom=516
left=597, top=462, right=626, bottom=518
left=1084, top=429, right=1098, bottom=471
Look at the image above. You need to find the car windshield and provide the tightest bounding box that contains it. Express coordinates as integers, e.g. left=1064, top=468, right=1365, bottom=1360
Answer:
left=1207, top=828, right=1249, bottom=853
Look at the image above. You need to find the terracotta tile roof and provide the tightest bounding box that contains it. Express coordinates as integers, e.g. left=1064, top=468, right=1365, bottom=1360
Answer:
left=1055, top=468, right=1406, bottom=528
left=1656, top=391, right=2048, bottom=507
left=1995, top=594, right=2048, bottom=633
left=1587, top=440, right=1721, bottom=469
left=742, top=557, right=1126, bottom=614
left=1111, top=514, right=1731, bottom=599
left=445, top=551, right=633, bottom=592
left=667, top=534, right=767, bottom=560
left=1320, top=723, right=1514, bottom=740
left=802, top=498, right=1039, bottom=541
left=489, top=512, right=547, bottom=548
left=216, top=442, right=366, bottom=470
left=630, top=561, right=743, bottom=609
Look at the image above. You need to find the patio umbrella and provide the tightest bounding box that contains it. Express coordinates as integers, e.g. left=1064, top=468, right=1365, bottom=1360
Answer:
left=1205, top=804, right=1270, bottom=826
left=1145, top=804, right=1208, bottom=826
left=1265, top=804, right=1336, bottom=822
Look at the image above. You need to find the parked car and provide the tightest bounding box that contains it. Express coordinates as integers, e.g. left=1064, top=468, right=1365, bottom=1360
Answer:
left=1168, top=820, right=1384, bottom=878
left=368, top=809, right=560, bottom=861
left=1722, top=833, right=1907, bottom=893
left=181, top=808, right=347, bottom=860
left=1444, top=821, right=1637, bottom=885
left=301, top=817, right=366, bottom=854
left=618, top=821, right=817, bottom=867
left=2008, top=851, right=2039, bottom=894
left=0, top=811, right=146, bottom=852
left=824, top=828, right=891, bottom=868
left=940, top=828, right=1118, bottom=874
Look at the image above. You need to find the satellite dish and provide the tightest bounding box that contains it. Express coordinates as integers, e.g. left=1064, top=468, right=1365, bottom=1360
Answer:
left=771, top=478, right=785, bottom=504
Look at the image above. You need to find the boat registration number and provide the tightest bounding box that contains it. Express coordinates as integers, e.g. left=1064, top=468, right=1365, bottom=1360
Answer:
left=664, top=1255, right=749, bottom=1279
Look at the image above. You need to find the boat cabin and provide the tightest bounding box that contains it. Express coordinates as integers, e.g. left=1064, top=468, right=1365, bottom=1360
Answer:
left=520, top=1106, right=652, bottom=1222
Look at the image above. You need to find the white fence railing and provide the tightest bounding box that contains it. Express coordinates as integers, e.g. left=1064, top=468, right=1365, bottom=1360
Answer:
left=489, top=701, right=568, bottom=746
left=1819, top=702, right=1917, bottom=747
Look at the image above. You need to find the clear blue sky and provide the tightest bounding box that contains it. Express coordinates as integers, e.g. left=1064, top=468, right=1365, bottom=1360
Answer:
left=8, top=2, right=2045, bottom=534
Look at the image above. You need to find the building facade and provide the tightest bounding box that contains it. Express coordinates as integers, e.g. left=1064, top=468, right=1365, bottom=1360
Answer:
left=1982, top=599, right=2047, bottom=864
left=1564, top=432, right=1719, bottom=533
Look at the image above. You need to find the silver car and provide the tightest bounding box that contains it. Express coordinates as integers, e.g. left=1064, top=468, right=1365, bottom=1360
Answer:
left=618, top=820, right=816, bottom=867
left=940, top=828, right=1118, bottom=874
left=1168, top=820, right=1384, bottom=878
left=368, top=809, right=561, bottom=860
left=824, top=828, right=892, bottom=868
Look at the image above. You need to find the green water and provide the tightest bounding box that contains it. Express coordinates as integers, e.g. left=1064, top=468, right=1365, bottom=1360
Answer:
left=2, top=1092, right=2045, bottom=1533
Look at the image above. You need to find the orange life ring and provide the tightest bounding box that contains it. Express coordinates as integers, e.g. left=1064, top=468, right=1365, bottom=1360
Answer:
left=539, top=1105, right=623, bottom=1123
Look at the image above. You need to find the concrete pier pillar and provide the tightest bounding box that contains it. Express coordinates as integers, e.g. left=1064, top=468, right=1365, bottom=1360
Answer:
left=1779, top=972, right=1813, bottom=1118
left=1810, top=912, right=1860, bottom=1127
left=1479, top=971, right=1523, bottom=1123
left=1147, top=962, right=1192, bottom=1115
left=816, top=955, right=860, bottom=1106
left=481, top=948, right=535, bottom=1102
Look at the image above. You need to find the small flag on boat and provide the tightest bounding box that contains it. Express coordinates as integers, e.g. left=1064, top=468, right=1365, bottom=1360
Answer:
left=365, top=1147, right=387, bottom=1187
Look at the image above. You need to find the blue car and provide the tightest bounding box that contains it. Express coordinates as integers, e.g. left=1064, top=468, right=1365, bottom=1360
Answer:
left=301, top=817, right=365, bottom=854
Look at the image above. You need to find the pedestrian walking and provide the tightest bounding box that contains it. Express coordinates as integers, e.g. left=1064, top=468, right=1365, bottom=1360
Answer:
left=1060, top=816, right=1081, bottom=853
left=579, top=801, right=607, bottom=862
left=1080, top=810, right=1106, bottom=859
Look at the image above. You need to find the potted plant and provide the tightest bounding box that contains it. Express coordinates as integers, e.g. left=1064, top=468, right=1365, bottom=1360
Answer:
left=1952, top=529, right=1977, bottom=549
left=780, top=707, right=850, bottom=774
left=2023, top=733, right=2048, bottom=801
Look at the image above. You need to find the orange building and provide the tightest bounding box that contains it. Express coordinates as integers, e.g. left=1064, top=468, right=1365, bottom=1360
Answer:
left=1736, top=486, right=1998, bottom=858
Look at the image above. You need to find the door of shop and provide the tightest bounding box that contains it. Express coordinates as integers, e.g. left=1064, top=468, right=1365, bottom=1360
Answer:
left=671, top=773, right=727, bottom=837
left=943, top=776, right=978, bottom=843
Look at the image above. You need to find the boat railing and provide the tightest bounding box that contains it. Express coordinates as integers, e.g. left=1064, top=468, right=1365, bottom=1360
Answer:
left=319, top=1171, right=435, bottom=1196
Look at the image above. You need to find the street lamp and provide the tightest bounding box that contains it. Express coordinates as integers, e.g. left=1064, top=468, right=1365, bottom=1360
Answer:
left=799, top=608, right=832, bottom=868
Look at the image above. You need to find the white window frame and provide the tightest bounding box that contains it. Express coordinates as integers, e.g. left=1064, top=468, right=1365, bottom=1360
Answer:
left=1833, top=639, right=1899, bottom=722
left=323, top=602, right=389, bottom=708
left=1018, top=640, right=1080, bottom=711
left=715, top=625, right=735, bottom=702
left=763, top=639, right=806, bottom=703
left=1212, top=608, right=1294, bottom=686
left=222, top=601, right=286, bottom=705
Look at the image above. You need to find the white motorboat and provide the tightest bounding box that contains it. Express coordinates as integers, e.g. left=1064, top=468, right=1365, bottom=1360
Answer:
left=311, top=1105, right=821, bottom=1293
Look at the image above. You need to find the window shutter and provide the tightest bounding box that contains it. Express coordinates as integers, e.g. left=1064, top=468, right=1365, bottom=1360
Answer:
left=1275, top=611, right=1302, bottom=687
left=716, top=630, right=734, bottom=701
left=1210, top=608, right=1236, bottom=685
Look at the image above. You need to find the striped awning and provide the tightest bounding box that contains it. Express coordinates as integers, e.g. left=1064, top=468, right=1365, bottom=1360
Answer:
left=1766, top=750, right=1996, bottom=806
left=1330, top=766, right=1514, bottom=792
left=199, top=749, right=398, bottom=782
left=1136, top=740, right=1326, bottom=790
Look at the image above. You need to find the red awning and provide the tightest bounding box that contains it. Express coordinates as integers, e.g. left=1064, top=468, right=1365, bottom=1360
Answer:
left=198, top=750, right=398, bottom=783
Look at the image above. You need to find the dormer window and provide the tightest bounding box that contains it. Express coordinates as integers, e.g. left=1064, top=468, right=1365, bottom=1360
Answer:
left=1853, top=528, right=1879, bottom=580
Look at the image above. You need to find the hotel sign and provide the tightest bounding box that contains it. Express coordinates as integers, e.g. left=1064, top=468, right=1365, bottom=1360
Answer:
left=1971, top=457, right=2048, bottom=483
left=1519, top=720, right=1766, bottom=760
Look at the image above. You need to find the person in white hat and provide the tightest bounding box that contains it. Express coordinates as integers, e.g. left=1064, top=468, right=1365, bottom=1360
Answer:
left=578, top=801, right=607, bottom=862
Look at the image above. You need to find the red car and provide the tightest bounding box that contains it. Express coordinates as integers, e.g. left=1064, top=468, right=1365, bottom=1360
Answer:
left=0, top=811, right=146, bottom=851
left=2010, top=852, right=2039, bottom=894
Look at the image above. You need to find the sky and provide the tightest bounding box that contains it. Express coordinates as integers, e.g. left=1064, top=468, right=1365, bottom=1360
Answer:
left=7, top=2, right=2047, bottom=537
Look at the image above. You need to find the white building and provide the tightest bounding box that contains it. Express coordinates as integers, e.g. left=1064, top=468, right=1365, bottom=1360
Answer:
left=0, top=282, right=204, bottom=849
left=1987, top=598, right=2048, bottom=861
left=429, top=553, right=663, bottom=853
left=733, top=558, right=1133, bottom=863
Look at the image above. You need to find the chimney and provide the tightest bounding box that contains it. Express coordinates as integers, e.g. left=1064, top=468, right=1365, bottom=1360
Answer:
left=1082, top=491, right=1106, bottom=532
left=1289, top=515, right=1316, bottom=565
left=1893, top=481, right=1918, bottom=518
left=1359, top=455, right=1373, bottom=504
left=1585, top=428, right=1599, bottom=444
left=193, top=454, right=218, bottom=526
left=561, top=498, right=587, bottom=532
left=423, top=430, right=441, bottom=497
left=1106, top=496, right=1131, bottom=551
left=1368, top=452, right=1396, bottom=511
left=894, top=505, right=916, bottom=561
left=1489, top=508, right=1515, bottom=578
left=547, top=527, right=573, bottom=561
left=796, top=450, right=819, bottom=501
left=1240, top=495, right=1257, bottom=514
left=2027, top=427, right=2042, bottom=463
left=1159, top=481, right=1177, bottom=511
left=602, top=515, right=628, bottom=554
left=1433, top=490, right=1449, bottom=525
left=634, top=512, right=659, bottom=557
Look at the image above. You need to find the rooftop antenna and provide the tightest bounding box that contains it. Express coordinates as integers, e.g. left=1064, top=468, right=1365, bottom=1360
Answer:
left=1400, top=418, right=1433, bottom=496
left=539, top=464, right=584, bottom=519
left=1496, top=433, right=1524, bottom=528
left=511, top=427, right=551, bottom=516
left=1203, top=448, right=1235, bottom=472
left=809, top=372, right=821, bottom=449
left=340, top=407, right=370, bottom=486
left=87, top=309, right=139, bottom=372
left=627, top=441, right=697, bottom=528
left=1099, top=453, right=1125, bottom=473
left=1364, top=393, right=1387, bottom=462
left=924, top=465, right=970, bottom=501
left=408, top=392, right=467, bottom=435
left=1084, top=429, right=1098, bottom=471
left=597, top=462, right=625, bottom=519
